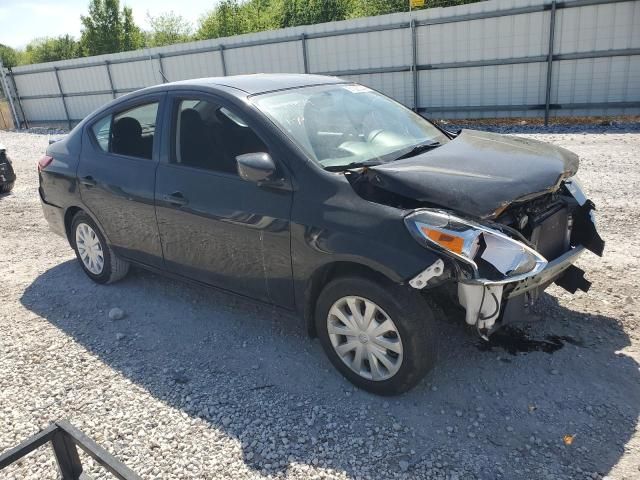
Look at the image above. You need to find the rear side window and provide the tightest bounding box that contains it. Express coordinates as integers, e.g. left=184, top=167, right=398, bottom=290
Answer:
left=173, top=99, right=268, bottom=174
left=90, top=102, right=159, bottom=160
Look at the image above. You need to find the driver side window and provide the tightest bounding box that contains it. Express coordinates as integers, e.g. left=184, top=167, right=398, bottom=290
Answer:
left=172, top=99, right=268, bottom=174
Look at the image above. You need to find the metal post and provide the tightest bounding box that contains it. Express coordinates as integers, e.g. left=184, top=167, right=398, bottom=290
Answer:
left=51, top=431, right=83, bottom=480
left=219, top=45, right=227, bottom=76
left=9, top=72, right=28, bottom=128
left=411, top=19, right=418, bottom=111
left=544, top=0, right=557, bottom=126
left=53, top=67, right=72, bottom=130
left=104, top=61, right=116, bottom=98
left=301, top=34, right=309, bottom=73
left=157, top=54, right=167, bottom=83
left=0, top=60, right=20, bottom=129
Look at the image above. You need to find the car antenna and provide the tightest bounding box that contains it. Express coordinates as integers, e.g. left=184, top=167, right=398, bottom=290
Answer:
left=159, top=69, right=169, bottom=83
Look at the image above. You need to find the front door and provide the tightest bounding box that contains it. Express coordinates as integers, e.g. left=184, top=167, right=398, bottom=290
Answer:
left=78, top=94, right=165, bottom=267
left=154, top=94, right=294, bottom=307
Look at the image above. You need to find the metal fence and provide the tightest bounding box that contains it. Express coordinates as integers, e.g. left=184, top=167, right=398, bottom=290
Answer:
left=2, top=0, right=639, bottom=129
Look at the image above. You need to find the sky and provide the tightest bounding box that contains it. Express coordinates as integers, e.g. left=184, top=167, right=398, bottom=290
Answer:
left=0, top=0, right=216, bottom=48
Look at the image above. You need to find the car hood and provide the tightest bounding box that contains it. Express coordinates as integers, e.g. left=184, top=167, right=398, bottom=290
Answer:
left=361, top=129, right=579, bottom=218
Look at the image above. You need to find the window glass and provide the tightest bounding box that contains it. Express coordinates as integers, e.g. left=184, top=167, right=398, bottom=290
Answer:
left=252, top=84, right=449, bottom=169
left=111, top=102, right=158, bottom=160
left=89, top=102, right=159, bottom=160
left=174, top=99, right=268, bottom=174
left=91, top=115, right=111, bottom=152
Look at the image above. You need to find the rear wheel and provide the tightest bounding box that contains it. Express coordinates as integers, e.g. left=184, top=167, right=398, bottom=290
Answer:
left=315, top=276, right=438, bottom=395
left=71, top=211, right=129, bottom=284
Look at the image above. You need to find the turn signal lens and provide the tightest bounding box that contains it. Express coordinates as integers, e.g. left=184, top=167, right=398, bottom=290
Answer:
left=420, top=227, right=464, bottom=254
left=38, top=155, right=53, bottom=171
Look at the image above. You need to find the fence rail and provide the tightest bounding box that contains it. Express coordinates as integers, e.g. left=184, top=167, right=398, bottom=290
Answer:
left=0, top=420, right=141, bottom=480
left=2, top=0, right=639, bottom=129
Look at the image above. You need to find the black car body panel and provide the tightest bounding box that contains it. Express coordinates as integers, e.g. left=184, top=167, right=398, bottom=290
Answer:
left=356, top=129, right=579, bottom=219
left=37, top=74, right=602, bottom=339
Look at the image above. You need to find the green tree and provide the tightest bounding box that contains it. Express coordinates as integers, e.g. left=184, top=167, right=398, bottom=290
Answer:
left=146, top=11, right=193, bottom=47
left=80, top=0, right=143, bottom=56
left=196, top=0, right=251, bottom=39
left=121, top=6, right=143, bottom=51
left=0, top=44, right=19, bottom=68
left=280, top=0, right=350, bottom=27
left=24, top=35, right=80, bottom=64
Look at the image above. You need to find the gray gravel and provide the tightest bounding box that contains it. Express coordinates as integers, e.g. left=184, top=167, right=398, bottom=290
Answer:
left=1, top=124, right=639, bottom=479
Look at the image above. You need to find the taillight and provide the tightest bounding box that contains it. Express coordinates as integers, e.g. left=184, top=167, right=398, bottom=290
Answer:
left=38, top=155, right=53, bottom=171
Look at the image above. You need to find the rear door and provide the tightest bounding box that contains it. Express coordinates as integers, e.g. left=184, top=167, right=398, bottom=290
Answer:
left=78, top=93, right=166, bottom=267
left=155, top=92, right=295, bottom=307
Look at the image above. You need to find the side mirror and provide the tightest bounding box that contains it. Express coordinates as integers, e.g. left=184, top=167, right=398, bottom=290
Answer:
left=236, top=152, right=277, bottom=184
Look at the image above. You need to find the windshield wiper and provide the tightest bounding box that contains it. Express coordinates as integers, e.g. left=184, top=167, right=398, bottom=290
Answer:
left=324, top=160, right=381, bottom=172
left=392, top=141, right=441, bottom=161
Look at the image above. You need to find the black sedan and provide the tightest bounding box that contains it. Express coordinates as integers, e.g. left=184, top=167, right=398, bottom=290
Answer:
left=0, top=142, right=16, bottom=194
left=38, top=74, right=603, bottom=395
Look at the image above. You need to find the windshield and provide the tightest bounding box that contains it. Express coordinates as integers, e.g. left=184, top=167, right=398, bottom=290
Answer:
left=252, top=84, right=449, bottom=169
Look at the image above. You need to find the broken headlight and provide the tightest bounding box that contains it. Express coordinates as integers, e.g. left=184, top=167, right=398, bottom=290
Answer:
left=404, top=209, right=547, bottom=282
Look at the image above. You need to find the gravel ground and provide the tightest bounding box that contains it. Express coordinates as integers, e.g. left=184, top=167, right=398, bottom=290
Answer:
left=1, top=124, right=639, bottom=480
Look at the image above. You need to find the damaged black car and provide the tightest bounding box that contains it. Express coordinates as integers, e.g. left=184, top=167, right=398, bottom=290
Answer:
left=38, top=74, right=603, bottom=395
left=0, top=142, right=16, bottom=194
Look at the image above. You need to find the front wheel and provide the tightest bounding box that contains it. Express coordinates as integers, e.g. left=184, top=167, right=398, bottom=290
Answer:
left=71, top=211, right=129, bottom=284
left=315, top=276, right=438, bottom=395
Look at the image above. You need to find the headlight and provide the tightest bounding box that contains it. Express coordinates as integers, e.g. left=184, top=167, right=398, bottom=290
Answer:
left=405, top=209, right=547, bottom=282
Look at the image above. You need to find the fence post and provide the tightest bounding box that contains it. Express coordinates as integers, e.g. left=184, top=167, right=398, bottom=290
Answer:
left=157, top=54, right=167, bottom=83
left=51, top=431, right=83, bottom=480
left=8, top=72, right=28, bottom=128
left=0, top=60, right=20, bottom=129
left=104, top=61, right=116, bottom=98
left=301, top=33, right=309, bottom=73
left=219, top=45, right=227, bottom=76
left=53, top=67, right=72, bottom=130
left=411, top=18, right=418, bottom=112
left=544, top=0, right=557, bottom=126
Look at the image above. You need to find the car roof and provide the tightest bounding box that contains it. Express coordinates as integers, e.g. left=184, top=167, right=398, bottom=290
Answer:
left=163, top=73, right=347, bottom=95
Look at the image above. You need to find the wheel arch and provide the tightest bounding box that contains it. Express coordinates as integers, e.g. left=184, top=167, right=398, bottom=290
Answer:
left=303, top=260, right=398, bottom=337
left=63, top=205, right=112, bottom=247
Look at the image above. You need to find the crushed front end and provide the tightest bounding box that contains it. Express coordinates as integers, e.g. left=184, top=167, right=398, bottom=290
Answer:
left=405, top=177, right=604, bottom=337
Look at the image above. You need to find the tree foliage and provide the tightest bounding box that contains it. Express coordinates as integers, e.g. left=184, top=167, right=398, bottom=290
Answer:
left=24, top=36, right=80, bottom=64
left=0, top=44, right=19, bottom=68
left=146, top=11, right=193, bottom=47
left=80, top=0, right=143, bottom=56
left=6, top=0, right=482, bottom=65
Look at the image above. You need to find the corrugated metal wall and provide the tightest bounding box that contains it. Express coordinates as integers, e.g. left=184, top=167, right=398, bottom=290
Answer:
left=3, top=0, right=639, bottom=128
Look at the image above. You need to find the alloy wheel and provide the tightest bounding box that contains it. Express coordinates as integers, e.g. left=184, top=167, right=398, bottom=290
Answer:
left=327, top=296, right=403, bottom=381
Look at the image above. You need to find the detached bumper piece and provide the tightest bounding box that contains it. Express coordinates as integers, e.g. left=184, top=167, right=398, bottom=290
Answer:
left=554, top=264, right=591, bottom=294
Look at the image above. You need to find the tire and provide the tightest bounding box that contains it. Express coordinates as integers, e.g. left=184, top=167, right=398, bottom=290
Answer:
left=0, top=181, right=14, bottom=194
left=71, top=211, right=129, bottom=284
left=315, top=276, right=438, bottom=395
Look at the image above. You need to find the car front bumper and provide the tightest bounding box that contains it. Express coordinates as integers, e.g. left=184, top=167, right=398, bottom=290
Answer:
left=468, top=244, right=587, bottom=298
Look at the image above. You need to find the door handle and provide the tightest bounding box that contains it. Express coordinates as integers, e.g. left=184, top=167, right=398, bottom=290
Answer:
left=163, top=191, right=189, bottom=207
left=80, top=175, right=96, bottom=187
